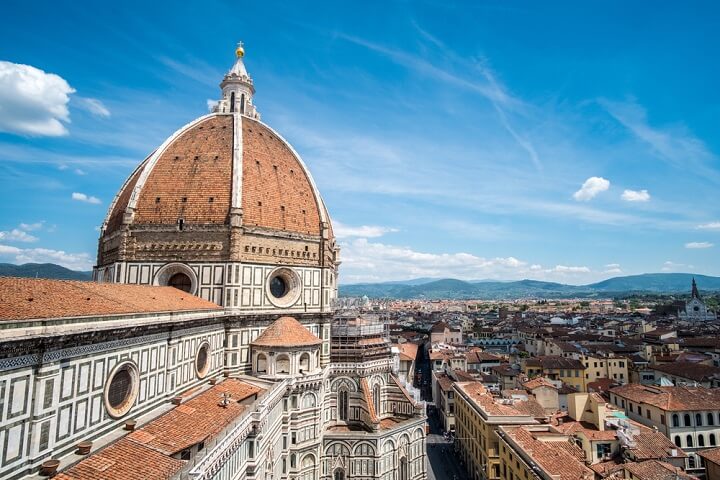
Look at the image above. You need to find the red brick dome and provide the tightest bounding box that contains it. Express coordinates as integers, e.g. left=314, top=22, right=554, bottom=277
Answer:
left=102, top=114, right=329, bottom=237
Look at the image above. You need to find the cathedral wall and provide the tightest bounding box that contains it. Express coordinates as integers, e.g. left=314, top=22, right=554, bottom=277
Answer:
left=96, top=260, right=336, bottom=311
left=0, top=320, right=225, bottom=479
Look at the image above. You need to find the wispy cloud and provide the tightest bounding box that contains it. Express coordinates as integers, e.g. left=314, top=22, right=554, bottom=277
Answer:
left=685, top=241, right=714, bottom=249
left=74, top=97, right=111, bottom=117
left=600, top=98, right=720, bottom=183
left=334, top=221, right=398, bottom=238
left=72, top=192, right=101, bottom=204
left=0, top=228, right=38, bottom=242
left=697, top=222, right=720, bottom=230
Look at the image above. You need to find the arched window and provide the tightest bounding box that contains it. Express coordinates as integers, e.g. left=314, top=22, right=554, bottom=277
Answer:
left=672, top=414, right=680, bottom=427
left=276, top=355, right=290, bottom=374
left=240, top=93, right=246, bottom=114
left=299, top=353, right=310, bottom=373
left=689, top=457, right=696, bottom=469
left=674, top=436, right=682, bottom=447
left=373, top=383, right=381, bottom=416
left=338, top=388, right=349, bottom=421
left=684, top=414, right=692, bottom=427
left=711, top=434, right=717, bottom=446
left=699, top=434, right=705, bottom=447
left=687, top=435, right=693, bottom=448
left=709, top=413, right=715, bottom=426
left=230, top=92, right=236, bottom=113
left=334, top=468, right=345, bottom=480
left=256, top=354, right=267, bottom=373
left=399, top=457, right=408, bottom=480
left=696, top=413, right=703, bottom=426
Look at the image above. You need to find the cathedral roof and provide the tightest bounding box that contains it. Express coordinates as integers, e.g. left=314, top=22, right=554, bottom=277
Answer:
left=0, top=277, right=220, bottom=321
left=103, top=114, right=327, bottom=237
left=251, top=316, right=321, bottom=347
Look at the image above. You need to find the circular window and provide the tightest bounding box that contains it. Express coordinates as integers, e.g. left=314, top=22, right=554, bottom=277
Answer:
left=270, top=276, right=288, bottom=298
left=169, top=272, right=192, bottom=293
left=104, top=362, right=139, bottom=418
left=265, top=267, right=302, bottom=308
left=694, top=306, right=700, bottom=312
left=195, top=342, right=211, bottom=378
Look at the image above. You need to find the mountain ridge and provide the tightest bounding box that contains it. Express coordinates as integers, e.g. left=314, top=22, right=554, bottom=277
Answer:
left=340, top=273, right=720, bottom=299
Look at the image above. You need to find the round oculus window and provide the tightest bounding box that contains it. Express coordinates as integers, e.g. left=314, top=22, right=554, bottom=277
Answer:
left=265, top=267, right=302, bottom=308
left=104, top=362, right=139, bottom=418
left=195, top=342, right=211, bottom=378
left=169, top=272, right=193, bottom=293
left=270, top=275, right=288, bottom=299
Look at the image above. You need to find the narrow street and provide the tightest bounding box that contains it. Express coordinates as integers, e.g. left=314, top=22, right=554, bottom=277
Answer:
left=425, top=407, right=468, bottom=480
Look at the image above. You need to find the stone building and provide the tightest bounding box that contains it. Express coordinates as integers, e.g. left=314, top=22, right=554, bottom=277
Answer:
left=0, top=45, right=426, bottom=480
left=678, top=279, right=717, bottom=322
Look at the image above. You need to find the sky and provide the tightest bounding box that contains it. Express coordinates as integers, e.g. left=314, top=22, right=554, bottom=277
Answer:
left=1, top=1, right=719, bottom=285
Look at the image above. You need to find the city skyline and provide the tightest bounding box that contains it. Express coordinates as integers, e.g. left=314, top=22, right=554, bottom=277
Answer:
left=1, top=1, right=720, bottom=284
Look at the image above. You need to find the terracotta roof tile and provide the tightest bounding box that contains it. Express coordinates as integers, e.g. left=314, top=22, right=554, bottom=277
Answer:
left=699, top=447, right=720, bottom=465
left=54, top=437, right=185, bottom=480
left=360, top=377, right=378, bottom=423
left=624, top=460, right=697, bottom=480
left=0, top=278, right=220, bottom=321
left=610, top=384, right=720, bottom=411
left=251, top=316, right=321, bottom=347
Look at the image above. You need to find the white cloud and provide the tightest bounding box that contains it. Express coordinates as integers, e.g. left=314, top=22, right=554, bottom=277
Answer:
left=71, top=192, right=101, bottom=204
left=621, top=189, right=650, bottom=202
left=75, top=97, right=110, bottom=117
left=573, top=177, right=610, bottom=201
left=605, top=263, right=621, bottom=268
left=685, top=242, right=714, bottom=249
left=19, top=221, right=43, bottom=231
left=0, top=244, right=92, bottom=270
left=661, top=261, right=686, bottom=272
left=547, top=265, right=591, bottom=274
left=0, top=61, right=75, bottom=136
left=0, top=228, right=38, bottom=242
left=74, top=168, right=87, bottom=176
left=603, top=263, right=622, bottom=274
left=697, top=222, right=720, bottom=230
left=334, top=221, right=398, bottom=239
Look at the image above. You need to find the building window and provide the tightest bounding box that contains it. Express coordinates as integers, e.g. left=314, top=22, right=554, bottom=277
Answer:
left=689, top=457, right=696, bottom=469
left=334, top=469, right=346, bottom=480
left=373, top=383, right=381, bottom=416
left=696, top=413, right=703, bottom=426
left=276, top=355, right=290, bottom=374
left=638, top=406, right=642, bottom=416
left=675, top=436, right=681, bottom=447
left=195, top=342, right=211, bottom=379
left=256, top=354, right=267, bottom=374
left=299, top=353, right=310, bottom=373
left=169, top=272, right=192, bottom=293
left=673, top=414, right=680, bottom=427
left=338, top=389, right=349, bottom=421
left=687, top=435, right=693, bottom=448
left=699, top=435, right=705, bottom=447
left=684, top=414, right=692, bottom=427
left=708, top=413, right=715, bottom=426
left=104, top=361, right=140, bottom=418
left=710, top=434, right=716, bottom=446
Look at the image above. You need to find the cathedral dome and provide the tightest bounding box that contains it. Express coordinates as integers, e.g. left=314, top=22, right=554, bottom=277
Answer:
left=97, top=46, right=338, bottom=282
left=103, top=113, right=328, bottom=237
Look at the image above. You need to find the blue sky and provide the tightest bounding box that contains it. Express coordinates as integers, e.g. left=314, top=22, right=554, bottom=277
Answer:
left=1, top=1, right=719, bottom=284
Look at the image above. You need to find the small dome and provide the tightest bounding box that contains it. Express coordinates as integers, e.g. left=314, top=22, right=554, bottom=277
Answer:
left=251, top=316, right=321, bottom=347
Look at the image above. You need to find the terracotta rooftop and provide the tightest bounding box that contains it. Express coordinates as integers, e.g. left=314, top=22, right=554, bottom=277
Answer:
left=630, top=424, right=688, bottom=460
left=393, top=342, right=418, bottom=362
left=251, top=316, right=321, bottom=347
left=699, top=447, right=720, bottom=465
left=503, top=426, right=595, bottom=480
left=651, top=362, right=720, bottom=383
left=129, top=379, right=262, bottom=455
left=0, top=277, right=220, bottom=322
left=610, top=384, right=720, bottom=411
left=623, top=460, right=696, bottom=480
left=522, top=376, right=558, bottom=391
left=455, top=381, right=540, bottom=418
left=525, top=356, right=586, bottom=370
left=54, top=437, right=185, bottom=480
left=56, top=379, right=262, bottom=480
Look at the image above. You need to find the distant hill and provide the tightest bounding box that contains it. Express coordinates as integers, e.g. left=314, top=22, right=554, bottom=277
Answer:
left=0, top=263, right=92, bottom=281
left=339, top=273, right=720, bottom=300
